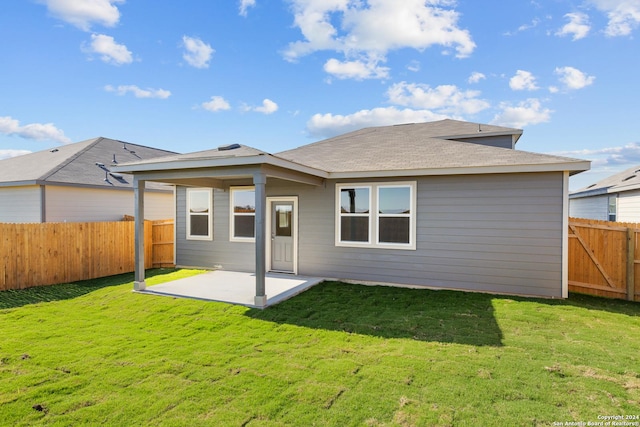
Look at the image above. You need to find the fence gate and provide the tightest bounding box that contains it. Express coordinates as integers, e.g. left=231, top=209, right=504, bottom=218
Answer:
left=568, top=218, right=639, bottom=301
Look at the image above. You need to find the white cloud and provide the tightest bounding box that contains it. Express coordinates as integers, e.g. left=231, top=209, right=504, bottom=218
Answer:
left=105, top=85, right=171, bottom=99
left=553, top=142, right=640, bottom=167
left=588, top=0, right=640, bottom=36
left=244, top=99, right=279, bottom=114
left=323, top=57, right=389, bottom=80
left=387, top=82, right=489, bottom=115
left=83, top=33, right=133, bottom=65
left=491, top=98, right=552, bottom=128
left=556, top=12, right=591, bottom=40
left=41, top=0, right=124, bottom=31
left=202, top=96, right=231, bottom=112
left=284, top=0, right=475, bottom=79
left=509, top=70, right=539, bottom=91
left=0, top=116, right=72, bottom=144
left=407, top=60, right=421, bottom=72
left=468, top=71, right=486, bottom=84
left=239, top=0, right=256, bottom=16
left=504, top=18, right=541, bottom=36
left=182, top=36, right=214, bottom=69
left=555, top=66, right=595, bottom=90
left=0, top=149, right=32, bottom=160
left=306, top=107, right=448, bottom=138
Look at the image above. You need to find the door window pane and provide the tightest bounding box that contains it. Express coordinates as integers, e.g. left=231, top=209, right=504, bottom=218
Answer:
left=275, top=205, right=292, bottom=237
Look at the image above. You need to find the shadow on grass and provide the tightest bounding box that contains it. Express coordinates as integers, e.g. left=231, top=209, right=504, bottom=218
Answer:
left=247, top=281, right=505, bottom=346
left=0, top=268, right=178, bottom=310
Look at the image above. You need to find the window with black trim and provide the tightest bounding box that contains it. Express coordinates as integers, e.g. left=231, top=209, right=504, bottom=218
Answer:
left=186, top=188, right=212, bottom=240
left=230, top=187, right=255, bottom=240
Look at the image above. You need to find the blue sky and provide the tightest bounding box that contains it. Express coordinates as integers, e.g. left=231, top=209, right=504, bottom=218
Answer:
left=1, top=0, right=639, bottom=190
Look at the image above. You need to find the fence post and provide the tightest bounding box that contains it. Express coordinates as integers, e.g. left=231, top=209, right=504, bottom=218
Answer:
left=627, top=228, right=635, bottom=301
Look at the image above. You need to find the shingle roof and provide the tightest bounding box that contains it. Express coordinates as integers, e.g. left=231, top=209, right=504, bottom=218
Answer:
left=275, top=120, right=585, bottom=175
left=571, top=164, right=640, bottom=198
left=0, top=137, right=177, bottom=190
left=119, top=144, right=268, bottom=167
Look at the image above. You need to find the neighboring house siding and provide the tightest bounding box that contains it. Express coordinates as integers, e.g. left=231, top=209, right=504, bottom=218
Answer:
left=45, top=186, right=173, bottom=222
left=0, top=185, right=42, bottom=223
left=569, top=195, right=608, bottom=220
left=617, top=190, right=640, bottom=222
left=176, top=172, right=564, bottom=298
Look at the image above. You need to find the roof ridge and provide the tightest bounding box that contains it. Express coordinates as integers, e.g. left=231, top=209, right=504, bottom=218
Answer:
left=38, top=137, right=103, bottom=182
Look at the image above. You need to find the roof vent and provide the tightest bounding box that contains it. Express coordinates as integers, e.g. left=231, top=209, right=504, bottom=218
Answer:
left=218, top=143, right=241, bottom=151
left=50, top=148, right=59, bottom=153
left=623, top=175, right=636, bottom=182
left=587, top=184, right=596, bottom=189
left=112, top=154, right=117, bottom=164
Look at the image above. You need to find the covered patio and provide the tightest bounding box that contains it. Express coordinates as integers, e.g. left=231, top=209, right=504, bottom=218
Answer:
left=113, top=145, right=328, bottom=308
left=136, top=270, right=325, bottom=308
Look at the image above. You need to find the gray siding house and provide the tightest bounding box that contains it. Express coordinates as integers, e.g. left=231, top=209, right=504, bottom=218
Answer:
left=114, top=119, right=589, bottom=306
left=570, top=165, right=640, bottom=222
left=0, top=137, right=176, bottom=223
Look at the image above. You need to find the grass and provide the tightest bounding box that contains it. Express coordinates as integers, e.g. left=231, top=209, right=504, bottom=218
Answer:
left=0, top=269, right=638, bottom=426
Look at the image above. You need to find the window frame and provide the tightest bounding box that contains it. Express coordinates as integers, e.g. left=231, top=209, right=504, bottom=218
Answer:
left=229, top=186, right=256, bottom=242
left=335, top=181, right=417, bottom=250
left=186, top=188, right=213, bottom=241
left=608, top=194, right=617, bottom=222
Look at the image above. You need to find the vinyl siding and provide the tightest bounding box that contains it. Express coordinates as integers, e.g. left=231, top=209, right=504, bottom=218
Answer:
left=0, top=185, right=42, bottom=223
left=175, top=172, right=565, bottom=298
left=569, top=194, right=608, bottom=220
left=46, top=186, right=174, bottom=222
left=176, top=186, right=255, bottom=271
left=617, top=190, right=640, bottom=222
left=452, top=135, right=515, bottom=149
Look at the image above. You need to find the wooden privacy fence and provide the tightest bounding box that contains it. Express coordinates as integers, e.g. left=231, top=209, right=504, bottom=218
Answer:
left=0, top=219, right=174, bottom=291
left=568, top=217, right=640, bottom=301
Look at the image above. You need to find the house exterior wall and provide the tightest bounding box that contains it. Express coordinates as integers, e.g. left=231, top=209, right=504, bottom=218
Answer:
left=452, top=135, right=515, bottom=149
left=617, top=190, right=640, bottom=222
left=175, top=171, right=565, bottom=298
left=569, top=194, right=608, bottom=220
left=45, top=185, right=174, bottom=222
left=0, top=185, right=42, bottom=223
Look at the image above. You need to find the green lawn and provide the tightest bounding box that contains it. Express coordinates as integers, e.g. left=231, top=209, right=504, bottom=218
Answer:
left=1, top=269, right=639, bottom=426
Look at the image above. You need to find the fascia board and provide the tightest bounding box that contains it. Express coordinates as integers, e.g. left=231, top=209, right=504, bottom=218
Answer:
left=113, top=155, right=329, bottom=179
left=327, top=161, right=591, bottom=180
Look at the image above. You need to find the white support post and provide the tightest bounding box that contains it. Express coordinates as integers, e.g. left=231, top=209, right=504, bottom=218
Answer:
left=254, top=171, right=267, bottom=307
left=134, top=177, right=146, bottom=291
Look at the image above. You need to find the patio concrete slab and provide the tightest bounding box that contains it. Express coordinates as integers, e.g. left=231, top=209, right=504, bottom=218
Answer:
left=137, top=270, right=325, bottom=308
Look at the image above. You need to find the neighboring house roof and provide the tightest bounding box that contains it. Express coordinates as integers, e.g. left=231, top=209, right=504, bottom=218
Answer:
left=114, top=120, right=590, bottom=179
left=570, top=164, right=640, bottom=198
left=0, top=137, right=177, bottom=191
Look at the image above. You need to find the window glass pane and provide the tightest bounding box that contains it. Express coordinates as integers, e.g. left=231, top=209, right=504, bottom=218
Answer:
left=189, top=191, right=209, bottom=213
left=341, top=217, right=369, bottom=242
left=234, top=190, right=255, bottom=213
left=340, top=188, right=369, bottom=213
left=378, top=217, right=410, bottom=244
left=234, top=215, right=255, bottom=238
left=190, top=215, right=209, bottom=237
left=379, top=187, right=410, bottom=214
